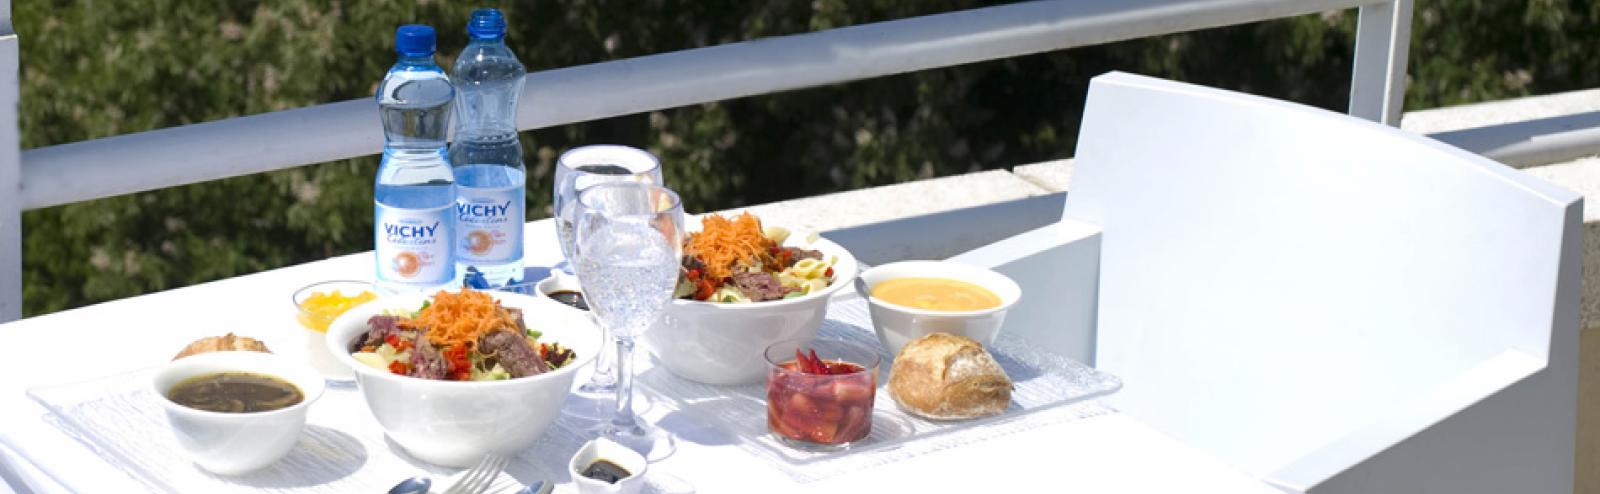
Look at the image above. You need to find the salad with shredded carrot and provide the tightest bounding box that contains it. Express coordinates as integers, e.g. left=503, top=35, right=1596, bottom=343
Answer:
left=675, top=212, right=838, bottom=303
left=348, top=288, right=574, bottom=381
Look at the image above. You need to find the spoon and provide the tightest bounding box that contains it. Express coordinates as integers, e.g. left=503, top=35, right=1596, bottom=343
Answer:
left=853, top=276, right=871, bottom=300
left=387, top=476, right=432, bottom=494
left=515, top=480, right=553, bottom=494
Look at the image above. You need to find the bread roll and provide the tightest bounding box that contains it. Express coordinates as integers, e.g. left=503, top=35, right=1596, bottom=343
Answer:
left=888, top=332, right=1012, bottom=420
left=172, top=333, right=271, bottom=361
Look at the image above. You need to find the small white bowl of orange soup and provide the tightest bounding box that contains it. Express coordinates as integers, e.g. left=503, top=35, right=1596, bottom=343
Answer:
left=858, top=260, right=1021, bottom=357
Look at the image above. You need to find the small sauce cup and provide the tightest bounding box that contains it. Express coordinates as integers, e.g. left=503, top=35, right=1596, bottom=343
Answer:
left=568, top=438, right=648, bottom=494
left=764, top=338, right=880, bottom=451
left=535, top=272, right=589, bottom=312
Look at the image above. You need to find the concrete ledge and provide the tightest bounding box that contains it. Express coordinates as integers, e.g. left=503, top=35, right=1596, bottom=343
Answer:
left=1012, top=158, right=1074, bottom=192
left=720, top=169, right=1050, bottom=234
left=1402, top=88, right=1600, bottom=135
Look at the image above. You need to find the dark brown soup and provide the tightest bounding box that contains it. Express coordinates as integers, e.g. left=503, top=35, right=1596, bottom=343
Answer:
left=581, top=459, right=631, bottom=484
left=167, top=372, right=303, bottom=413
left=548, top=290, right=589, bottom=311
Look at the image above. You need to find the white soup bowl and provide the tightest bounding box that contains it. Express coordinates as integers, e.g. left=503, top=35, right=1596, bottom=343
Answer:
left=152, top=350, right=325, bottom=475
left=859, top=260, right=1021, bottom=357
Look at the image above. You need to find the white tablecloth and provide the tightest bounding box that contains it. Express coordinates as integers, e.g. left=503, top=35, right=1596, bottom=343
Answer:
left=0, top=218, right=1280, bottom=493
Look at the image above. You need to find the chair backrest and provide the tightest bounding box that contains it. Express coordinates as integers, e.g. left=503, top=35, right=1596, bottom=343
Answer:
left=1066, top=72, right=1580, bottom=486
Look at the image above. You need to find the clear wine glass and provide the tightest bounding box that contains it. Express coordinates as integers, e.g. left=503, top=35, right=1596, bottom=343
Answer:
left=554, top=145, right=663, bottom=275
left=554, top=145, right=663, bottom=395
left=573, top=181, right=683, bottom=459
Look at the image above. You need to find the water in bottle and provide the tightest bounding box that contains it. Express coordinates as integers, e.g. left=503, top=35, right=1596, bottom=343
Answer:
left=450, top=8, right=528, bottom=287
left=375, top=24, right=457, bottom=294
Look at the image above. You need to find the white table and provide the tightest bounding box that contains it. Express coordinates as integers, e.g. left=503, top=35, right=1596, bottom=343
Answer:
left=0, top=219, right=1279, bottom=493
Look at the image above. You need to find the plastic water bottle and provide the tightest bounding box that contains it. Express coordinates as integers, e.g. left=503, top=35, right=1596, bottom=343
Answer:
left=450, top=8, right=528, bottom=288
left=375, top=24, right=457, bottom=294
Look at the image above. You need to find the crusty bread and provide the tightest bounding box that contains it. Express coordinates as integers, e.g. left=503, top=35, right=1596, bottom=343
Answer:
left=887, top=332, right=1012, bottom=420
left=172, top=333, right=272, bottom=361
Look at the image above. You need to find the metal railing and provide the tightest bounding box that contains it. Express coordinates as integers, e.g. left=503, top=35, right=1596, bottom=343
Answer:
left=0, top=0, right=1416, bottom=320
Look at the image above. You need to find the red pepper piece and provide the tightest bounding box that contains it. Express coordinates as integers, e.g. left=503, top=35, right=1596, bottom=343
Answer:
left=808, top=349, right=823, bottom=375
left=824, top=267, right=834, bottom=278
left=443, top=345, right=470, bottom=373
left=694, top=278, right=716, bottom=300
left=795, top=349, right=814, bottom=374
left=388, top=361, right=410, bottom=375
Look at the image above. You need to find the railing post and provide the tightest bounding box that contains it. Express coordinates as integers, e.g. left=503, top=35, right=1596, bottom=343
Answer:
left=1349, top=0, right=1413, bottom=126
left=0, top=0, right=18, bottom=322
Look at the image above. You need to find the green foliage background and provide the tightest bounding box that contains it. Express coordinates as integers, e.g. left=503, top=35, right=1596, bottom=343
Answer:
left=16, top=1, right=1600, bottom=315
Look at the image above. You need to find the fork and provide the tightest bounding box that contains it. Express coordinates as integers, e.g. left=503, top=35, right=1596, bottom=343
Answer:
left=443, top=454, right=510, bottom=494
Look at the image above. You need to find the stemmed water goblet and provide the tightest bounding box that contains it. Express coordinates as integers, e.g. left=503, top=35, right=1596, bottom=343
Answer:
left=554, top=145, right=664, bottom=395
left=573, top=181, right=683, bottom=459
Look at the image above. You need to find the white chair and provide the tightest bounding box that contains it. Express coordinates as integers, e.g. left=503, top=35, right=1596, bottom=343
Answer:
left=954, top=72, right=1581, bottom=493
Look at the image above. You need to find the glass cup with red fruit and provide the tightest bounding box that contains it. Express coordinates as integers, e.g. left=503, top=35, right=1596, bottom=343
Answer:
left=764, top=338, right=881, bottom=451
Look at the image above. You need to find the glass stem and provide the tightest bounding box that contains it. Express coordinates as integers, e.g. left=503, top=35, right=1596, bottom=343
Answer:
left=590, top=324, right=616, bottom=384
left=611, top=337, right=639, bottom=431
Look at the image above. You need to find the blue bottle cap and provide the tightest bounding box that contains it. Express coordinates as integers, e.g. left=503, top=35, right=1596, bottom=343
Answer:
left=467, top=9, right=507, bottom=39
left=395, top=24, right=436, bottom=56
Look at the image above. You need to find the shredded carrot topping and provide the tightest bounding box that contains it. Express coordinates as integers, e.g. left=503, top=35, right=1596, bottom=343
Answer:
left=685, top=212, right=773, bottom=280
left=399, top=289, right=519, bottom=348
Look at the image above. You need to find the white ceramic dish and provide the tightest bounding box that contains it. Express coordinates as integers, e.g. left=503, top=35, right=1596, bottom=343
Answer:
left=323, top=290, right=601, bottom=467
left=858, top=260, right=1021, bottom=357
left=568, top=438, right=648, bottom=494
left=644, top=233, right=858, bottom=385
left=152, top=351, right=326, bottom=475
left=535, top=271, right=585, bottom=309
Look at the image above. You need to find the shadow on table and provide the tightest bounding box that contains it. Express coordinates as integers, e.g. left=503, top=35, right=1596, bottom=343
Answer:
left=213, top=424, right=367, bottom=488
left=653, top=404, right=744, bottom=448
left=985, top=344, right=1046, bottom=383
left=380, top=432, right=570, bottom=484
left=645, top=472, right=698, bottom=494
left=635, top=365, right=763, bottom=448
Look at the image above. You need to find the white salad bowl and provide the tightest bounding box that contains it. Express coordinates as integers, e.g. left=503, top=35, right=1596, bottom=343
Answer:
left=324, top=291, right=601, bottom=467
left=859, top=260, right=1022, bottom=357
left=152, top=350, right=326, bottom=475
left=644, top=234, right=858, bottom=385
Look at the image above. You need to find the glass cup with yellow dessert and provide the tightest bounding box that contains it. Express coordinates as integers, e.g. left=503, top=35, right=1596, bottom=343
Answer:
left=292, top=280, right=377, bottom=383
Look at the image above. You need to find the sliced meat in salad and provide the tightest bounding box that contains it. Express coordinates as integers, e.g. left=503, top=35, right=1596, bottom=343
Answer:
left=349, top=289, right=575, bottom=381
left=675, top=212, right=838, bottom=303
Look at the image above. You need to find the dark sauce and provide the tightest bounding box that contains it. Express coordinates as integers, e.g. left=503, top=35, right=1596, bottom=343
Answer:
left=580, top=459, right=631, bottom=484
left=548, top=290, right=589, bottom=311
left=573, top=164, right=635, bottom=175
left=167, top=372, right=303, bottom=413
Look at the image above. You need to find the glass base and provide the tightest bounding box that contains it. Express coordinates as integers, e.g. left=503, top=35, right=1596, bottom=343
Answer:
left=553, top=259, right=577, bottom=276
left=576, top=379, right=617, bottom=394
left=561, top=391, right=615, bottom=422
left=603, top=424, right=676, bottom=462
left=772, top=433, right=867, bottom=453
